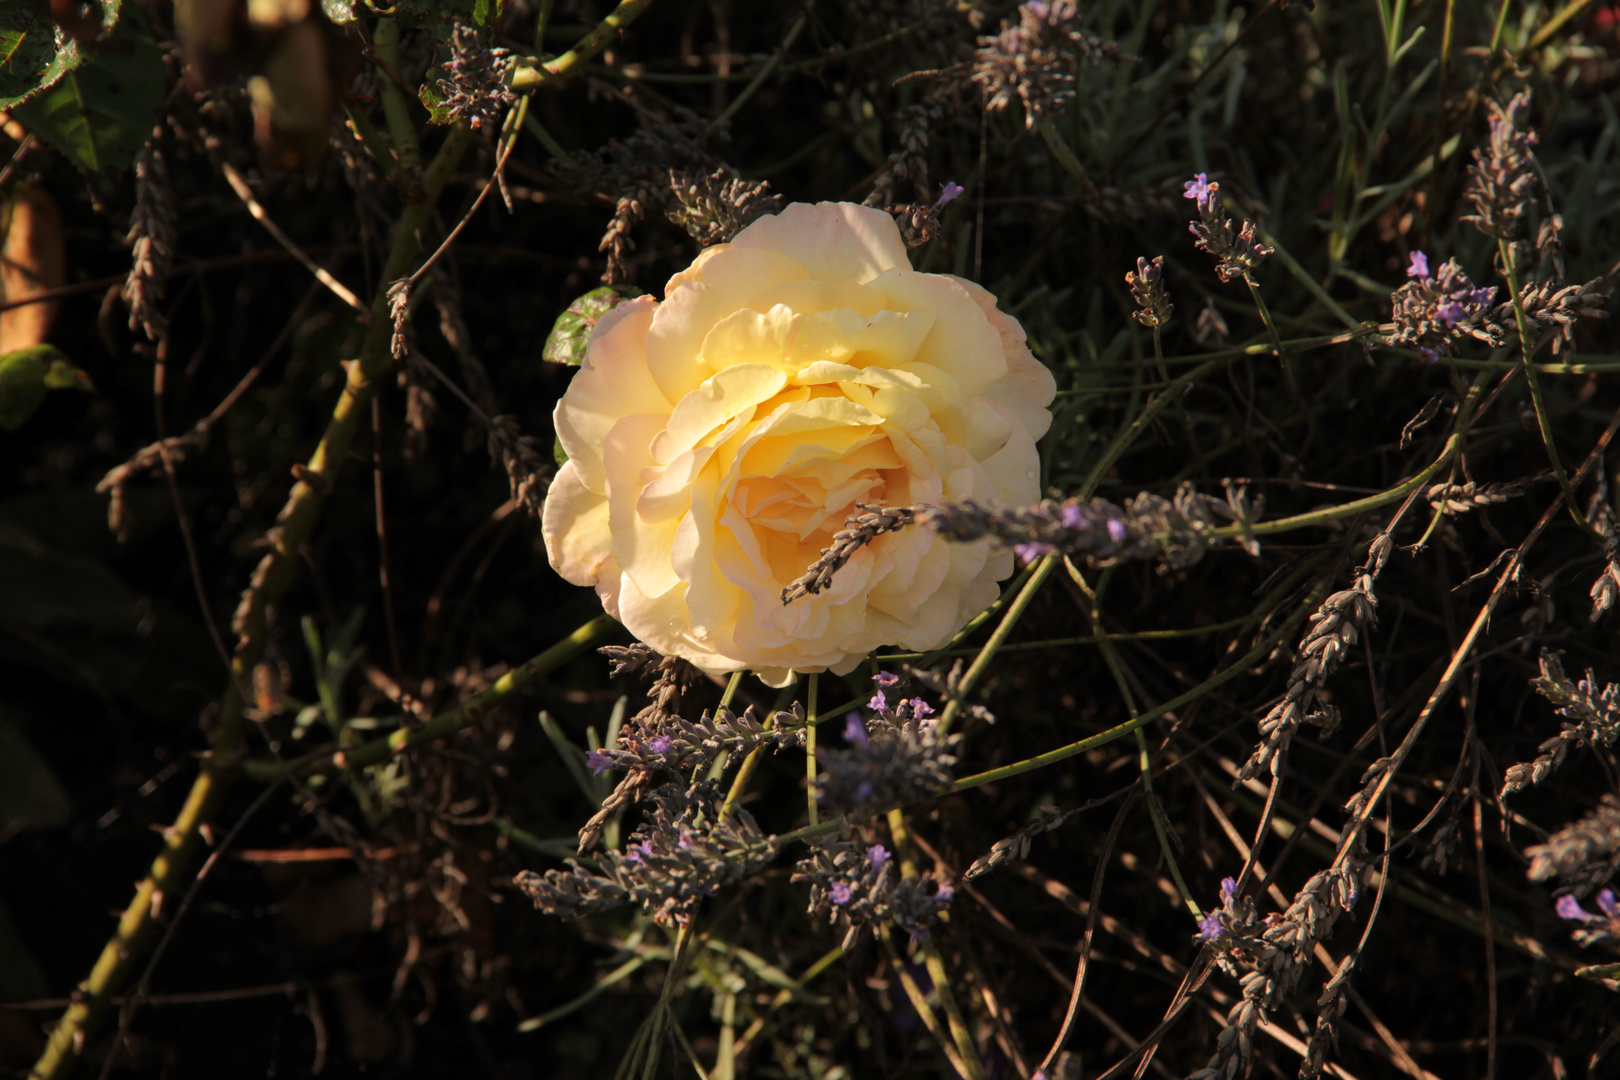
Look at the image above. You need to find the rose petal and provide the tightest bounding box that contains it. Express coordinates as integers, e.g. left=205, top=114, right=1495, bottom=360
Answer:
left=729, top=202, right=910, bottom=285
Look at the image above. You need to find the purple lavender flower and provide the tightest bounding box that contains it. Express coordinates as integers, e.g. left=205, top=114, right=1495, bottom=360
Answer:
left=1183, top=172, right=1215, bottom=211
left=868, top=690, right=889, bottom=713
left=843, top=713, right=870, bottom=748
left=830, top=881, right=853, bottom=905
left=908, top=698, right=935, bottom=719
left=1435, top=301, right=1468, bottom=326
left=1406, top=250, right=1430, bottom=278
left=648, top=736, right=672, bottom=755
left=1556, top=894, right=1591, bottom=921
left=1418, top=347, right=1440, bottom=364
left=586, top=749, right=615, bottom=776
left=935, top=181, right=965, bottom=208
left=624, top=839, right=654, bottom=864
left=935, top=884, right=955, bottom=903
left=1106, top=518, right=1128, bottom=543
left=868, top=844, right=891, bottom=871
left=1599, top=889, right=1618, bottom=916
left=873, top=671, right=900, bottom=688
left=1014, top=541, right=1055, bottom=562
left=1060, top=503, right=1085, bottom=529
left=1471, top=286, right=1498, bottom=306
left=1197, top=911, right=1227, bottom=941
left=855, top=781, right=873, bottom=803
left=1219, top=876, right=1238, bottom=901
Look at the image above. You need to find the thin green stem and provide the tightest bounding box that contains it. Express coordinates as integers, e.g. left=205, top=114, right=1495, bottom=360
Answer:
left=1242, top=271, right=1295, bottom=388
left=511, top=0, right=656, bottom=90
left=1499, top=239, right=1585, bottom=530
left=711, top=8, right=810, bottom=130
left=1066, top=563, right=1201, bottom=918
left=1206, top=434, right=1460, bottom=540
left=884, top=809, right=984, bottom=1078
left=776, top=582, right=1322, bottom=850
left=805, top=673, right=820, bottom=826
left=937, top=555, right=1055, bottom=735
left=1078, top=355, right=1230, bottom=497
left=243, top=614, right=618, bottom=781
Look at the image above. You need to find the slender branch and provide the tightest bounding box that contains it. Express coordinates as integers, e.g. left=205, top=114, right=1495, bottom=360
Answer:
left=242, top=613, right=619, bottom=781
left=31, top=121, right=477, bottom=1080
left=220, top=163, right=365, bottom=311
left=510, top=0, right=656, bottom=90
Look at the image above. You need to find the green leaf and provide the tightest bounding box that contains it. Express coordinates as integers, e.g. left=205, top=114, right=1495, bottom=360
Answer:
left=0, top=713, right=72, bottom=836
left=0, top=345, right=92, bottom=430
left=542, top=286, right=642, bottom=366
left=11, top=13, right=163, bottom=174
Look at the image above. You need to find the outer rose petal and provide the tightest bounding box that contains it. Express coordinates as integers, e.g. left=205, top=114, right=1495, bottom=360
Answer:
left=729, top=203, right=910, bottom=285
left=540, top=201, right=1057, bottom=684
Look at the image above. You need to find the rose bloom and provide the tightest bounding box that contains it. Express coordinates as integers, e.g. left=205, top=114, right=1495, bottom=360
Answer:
left=543, top=202, right=1055, bottom=687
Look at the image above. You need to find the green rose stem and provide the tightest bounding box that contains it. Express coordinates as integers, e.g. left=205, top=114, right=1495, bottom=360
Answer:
left=885, top=807, right=985, bottom=1079
left=31, top=104, right=477, bottom=1080
left=804, top=674, right=819, bottom=825
left=510, top=0, right=655, bottom=90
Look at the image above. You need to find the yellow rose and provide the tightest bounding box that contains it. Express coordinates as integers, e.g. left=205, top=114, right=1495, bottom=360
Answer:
left=543, top=202, right=1056, bottom=687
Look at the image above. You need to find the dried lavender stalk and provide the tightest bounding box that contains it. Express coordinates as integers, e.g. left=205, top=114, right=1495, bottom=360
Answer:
left=518, top=780, right=777, bottom=927
left=1424, top=473, right=1545, bottom=515
left=1461, top=91, right=1540, bottom=247
left=1526, top=795, right=1620, bottom=887
left=552, top=108, right=781, bottom=280
left=1191, top=860, right=1365, bottom=1080
left=964, top=803, right=1080, bottom=880
left=1501, top=652, right=1620, bottom=797
left=124, top=144, right=175, bottom=343
left=780, top=504, right=922, bottom=604
left=973, top=0, right=1132, bottom=128
left=434, top=24, right=516, bottom=131
left=1239, top=534, right=1393, bottom=782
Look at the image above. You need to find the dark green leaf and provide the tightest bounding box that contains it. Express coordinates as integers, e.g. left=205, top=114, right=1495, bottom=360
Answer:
left=0, top=344, right=92, bottom=430
left=0, top=713, right=72, bottom=836
left=542, top=286, right=642, bottom=367
left=11, top=14, right=163, bottom=174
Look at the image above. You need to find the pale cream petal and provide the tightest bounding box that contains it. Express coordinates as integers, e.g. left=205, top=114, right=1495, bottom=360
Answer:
left=651, top=363, right=788, bottom=465
left=866, top=269, right=1007, bottom=395
left=616, top=571, right=744, bottom=677
left=604, top=413, right=683, bottom=599
left=933, top=399, right=1015, bottom=462
left=977, top=402, right=1044, bottom=507
left=730, top=202, right=910, bottom=285
left=744, top=279, right=886, bottom=317
left=646, top=249, right=813, bottom=402
left=950, top=275, right=1058, bottom=440
left=554, top=300, right=668, bottom=493
left=541, top=461, right=615, bottom=587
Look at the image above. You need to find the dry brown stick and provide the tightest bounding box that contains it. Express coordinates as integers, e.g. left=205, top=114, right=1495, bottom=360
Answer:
left=1330, top=405, right=1620, bottom=875
left=1040, top=791, right=1137, bottom=1075
left=221, top=162, right=366, bottom=312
